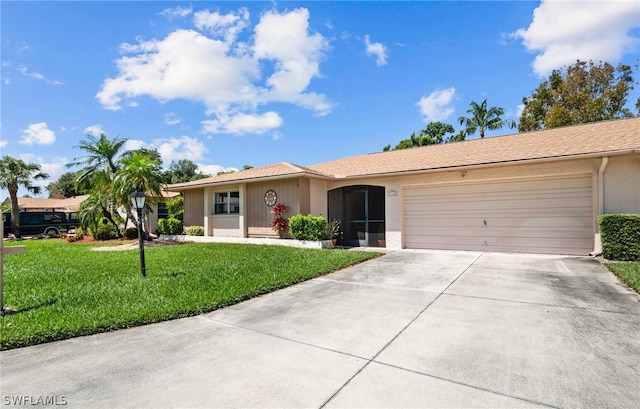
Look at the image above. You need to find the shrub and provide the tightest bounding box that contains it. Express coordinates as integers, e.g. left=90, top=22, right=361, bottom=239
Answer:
left=93, top=221, right=118, bottom=241
left=599, top=214, right=640, bottom=261
left=185, top=225, right=205, bottom=236
left=157, top=217, right=183, bottom=235
left=270, top=203, right=288, bottom=239
left=124, top=227, right=139, bottom=240
left=66, top=227, right=86, bottom=243
left=167, top=196, right=184, bottom=221
left=289, top=214, right=327, bottom=241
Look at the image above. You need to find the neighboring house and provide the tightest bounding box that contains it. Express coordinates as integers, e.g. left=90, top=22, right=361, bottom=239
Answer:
left=0, top=195, right=90, bottom=213
left=2, top=192, right=180, bottom=235
left=167, top=118, right=640, bottom=255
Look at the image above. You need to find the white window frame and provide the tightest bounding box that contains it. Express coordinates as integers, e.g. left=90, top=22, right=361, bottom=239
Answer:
left=213, top=191, right=240, bottom=215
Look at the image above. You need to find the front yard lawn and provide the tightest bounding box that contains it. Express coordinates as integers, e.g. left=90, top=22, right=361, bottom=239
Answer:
left=1, top=240, right=379, bottom=350
left=605, top=261, right=640, bottom=293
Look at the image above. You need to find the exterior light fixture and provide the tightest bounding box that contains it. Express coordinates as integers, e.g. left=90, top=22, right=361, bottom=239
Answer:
left=130, top=191, right=146, bottom=278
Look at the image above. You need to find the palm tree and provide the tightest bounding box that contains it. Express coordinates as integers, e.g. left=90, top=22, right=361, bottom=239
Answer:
left=0, top=156, right=49, bottom=238
left=68, top=133, right=128, bottom=189
left=67, top=133, right=128, bottom=237
left=458, top=99, right=516, bottom=138
left=114, top=152, right=166, bottom=238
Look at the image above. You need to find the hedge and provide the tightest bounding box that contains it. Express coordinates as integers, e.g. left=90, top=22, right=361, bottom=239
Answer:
left=185, top=225, right=205, bottom=236
left=157, top=217, right=183, bottom=235
left=289, top=214, right=327, bottom=241
left=598, top=214, right=640, bottom=261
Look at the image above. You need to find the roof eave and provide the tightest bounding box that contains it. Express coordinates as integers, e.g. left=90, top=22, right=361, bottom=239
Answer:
left=167, top=171, right=333, bottom=191
left=335, top=148, right=640, bottom=180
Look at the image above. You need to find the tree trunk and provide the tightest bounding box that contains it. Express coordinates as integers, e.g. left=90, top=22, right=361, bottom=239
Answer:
left=9, top=188, right=21, bottom=238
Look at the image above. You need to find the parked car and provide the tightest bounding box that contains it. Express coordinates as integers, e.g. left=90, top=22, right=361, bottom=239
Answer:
left=2, top=211, right=80, bottom=237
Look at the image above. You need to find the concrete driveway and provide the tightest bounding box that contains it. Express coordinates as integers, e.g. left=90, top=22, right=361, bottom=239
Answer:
left=1, top=250, right=639, bottom=408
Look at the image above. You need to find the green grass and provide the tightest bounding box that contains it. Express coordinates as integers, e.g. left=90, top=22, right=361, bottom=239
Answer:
left=606, top=262, right=640, bottom=293
left=1, top=239, right=379, bottom=350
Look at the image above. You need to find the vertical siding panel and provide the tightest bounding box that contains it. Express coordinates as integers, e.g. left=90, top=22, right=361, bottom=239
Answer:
left=183, top=190, right=204, bottom=227
left=247, top=179, right=300, bottom=237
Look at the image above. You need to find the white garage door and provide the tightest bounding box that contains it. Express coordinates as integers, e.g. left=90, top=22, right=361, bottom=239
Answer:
left=403, top=175, right=594, bottom=255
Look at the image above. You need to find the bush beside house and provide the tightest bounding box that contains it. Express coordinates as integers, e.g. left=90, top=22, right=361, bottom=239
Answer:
left=185, top=225, right=205, bottom=236
left=289, top=214, right=327, bottom=241
left=599, top=214, right=640, bottom=261
left=157, top=218, right=184, bottom=235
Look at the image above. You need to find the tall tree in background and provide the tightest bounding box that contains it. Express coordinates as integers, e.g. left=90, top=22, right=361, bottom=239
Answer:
left=518, top=60, right=635, bottom=131
left=47, top=171, right=81, bottom=198
left=458, top=99, right=516, bottom=138
left=383, top=122, right=465, bottom=151
left=0, top=156, right=49, bottom=238
left=164, top=159, right=209, bottom=184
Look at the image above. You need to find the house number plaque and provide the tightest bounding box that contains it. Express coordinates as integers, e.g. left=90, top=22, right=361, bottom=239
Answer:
left=264, top=190, right=277, bottom=206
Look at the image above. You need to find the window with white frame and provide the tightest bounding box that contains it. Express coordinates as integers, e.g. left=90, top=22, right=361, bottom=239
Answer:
left=214, top=191, right=240, bottom=214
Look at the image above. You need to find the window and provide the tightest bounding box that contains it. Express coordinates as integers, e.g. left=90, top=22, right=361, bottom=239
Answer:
left=157, top=202, right=169, bottom=219
left=214, top=191, right=240, bottom=214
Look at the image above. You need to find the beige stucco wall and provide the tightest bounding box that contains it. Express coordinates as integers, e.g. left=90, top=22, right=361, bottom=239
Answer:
left=309, top=178, right=328, bottom=217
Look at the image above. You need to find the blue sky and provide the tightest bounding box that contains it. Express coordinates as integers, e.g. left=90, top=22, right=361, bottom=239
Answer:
left=2, top=1, right=639, bottom=198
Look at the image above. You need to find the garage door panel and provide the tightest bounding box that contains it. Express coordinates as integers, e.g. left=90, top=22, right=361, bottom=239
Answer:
left=405, top=234, right=593, bottom=254
left=403, top=175, right=594, bottom=255
left=405, top=187, right=590, bottom=203
left=406, top=209, right=593, bottom=221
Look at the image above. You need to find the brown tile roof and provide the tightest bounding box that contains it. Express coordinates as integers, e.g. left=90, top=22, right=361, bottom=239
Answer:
left=308, top=117, right=640, bottom=178
left=169, top=162, right=331, bottom=190
left=167, top=117, right=640, bottom=190
left=1, top=195, right=90, bottom=211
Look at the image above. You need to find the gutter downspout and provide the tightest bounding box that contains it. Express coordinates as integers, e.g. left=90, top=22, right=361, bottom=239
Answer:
left=591, top=156, right=608, bottom=256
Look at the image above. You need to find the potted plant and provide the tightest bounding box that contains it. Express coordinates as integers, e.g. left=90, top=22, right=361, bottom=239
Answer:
left=377, top=224, right=386, bottom=248
left=328, top=218, right=342, bottom=247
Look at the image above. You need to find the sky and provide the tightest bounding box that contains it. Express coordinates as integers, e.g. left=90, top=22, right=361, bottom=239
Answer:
left=2, top=0, right=640, bottom=198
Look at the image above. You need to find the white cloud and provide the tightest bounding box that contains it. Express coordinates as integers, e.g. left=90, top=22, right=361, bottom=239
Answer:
left=416, top=87, right=456, bottom=122
left=96, top=7, right=333, bottom=136
left=253, top=8, right=332, bottom=114
left=197, top=163, right=238, bottom=176
left=364, top=35, right=388, bottom=66
left=18, top=64, right=44, bottom=80
left=154, top=136, right=207, bottom=163
left=17, top=64, right=62, bottom=85
left=513, top=0, right=640, bottom=76
left=97, top=28, right=260, bottom=113
left=193, top=8, right=250, bottom=44
left=84, top=125, right=105, bottom=137
left=159, top=5, right=193, bottom=20
left=0, top=139, right=7, bottom=148
left=164, top=113, right=181, bottom=126
left=20, top=122, right=56, bottom=145
left=201, top=111, right=283, bottom=135
left=124, top=139, right=146, bottom=152
left=125, top=136, right=207, bottom=165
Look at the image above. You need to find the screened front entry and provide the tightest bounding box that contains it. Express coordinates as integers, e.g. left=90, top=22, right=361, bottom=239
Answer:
left=328, top=185, right=385, bottom=247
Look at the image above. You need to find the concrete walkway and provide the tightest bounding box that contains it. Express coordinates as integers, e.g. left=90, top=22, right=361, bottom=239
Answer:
left=1, top=250, right=639, bottom=408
